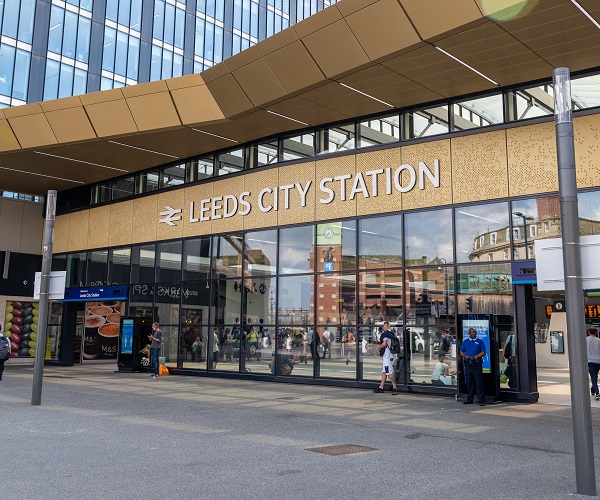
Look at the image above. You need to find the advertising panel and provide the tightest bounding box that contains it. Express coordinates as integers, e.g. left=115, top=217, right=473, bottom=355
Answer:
left=83, top=301, right=122, bottom=360
left=4, top=300, right=39, bottom=358
left=462, top=318, right=491, bottom=373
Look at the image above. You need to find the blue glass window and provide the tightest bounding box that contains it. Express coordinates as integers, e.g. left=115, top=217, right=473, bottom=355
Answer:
left=106, top=0, right=118, bottom=22
left=73, top=68, right=87, bottom=96
left=80, top=0, right=93, bottom=12
left=0, top=44, right=15, bottom=97
left=131, top=0, right=142, bottom=30
left=161, top=49, right=172, bottom=79
left=173, top=53, right=183, bottom=77
left=118, top=0, right=131, bottom=27
left=127, top=36, right=140, bottom=80
left=44, top=59, right=60, bottom=101
left=77, top=17, right=91, bottom=63
left=175, top=8, right=185, bottom=48
left=150, top=45, right=161, bottom=81
left=3, top=0, right=19, bottom=39
left=102, top=27, right=116, bottom=72
left=48, top=7, right=64, bottom=54
left=63, top=11, right=78, bottom=59
left=115, top=30, right=128, bottom=76
left=58, top=64, right=74, bottom=98
left=18, top=0, right=36, bottom=44
left=163, top=3, right=175, bottom=45
left=153, top=0, right=164, bottom=38
left=12, top=49, right=30, bottom=101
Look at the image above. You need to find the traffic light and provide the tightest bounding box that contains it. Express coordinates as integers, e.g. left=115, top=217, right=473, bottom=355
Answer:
left=466, top=296, right=473, bottom=312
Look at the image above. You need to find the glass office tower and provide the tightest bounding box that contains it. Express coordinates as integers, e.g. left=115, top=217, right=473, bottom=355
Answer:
left=0, top=0, right=338, bottom=107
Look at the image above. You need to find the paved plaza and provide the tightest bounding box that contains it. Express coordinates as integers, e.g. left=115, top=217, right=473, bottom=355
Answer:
left=2, top=363, right=600, bottom=499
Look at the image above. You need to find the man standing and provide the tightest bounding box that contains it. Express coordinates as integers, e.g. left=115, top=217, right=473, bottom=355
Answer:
left=373, top=321, right=397, bottom=395
left=460, top=327, right=486, bottom=406
left=149, top=322, right=162, bottom=380
left=587, top=326, right=600, bottom=401
left=322, top=327, right=331, bottom=359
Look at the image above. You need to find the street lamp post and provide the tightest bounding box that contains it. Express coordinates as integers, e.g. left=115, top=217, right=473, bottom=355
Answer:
left=553, top=67, right=596, bottom=496
left=513, top=212, right=534, bottom=259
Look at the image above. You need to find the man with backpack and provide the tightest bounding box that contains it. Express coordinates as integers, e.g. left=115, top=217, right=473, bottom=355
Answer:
left=373, top=321, right=398, bottom=395
left=0, top=324, right=10, bottom=381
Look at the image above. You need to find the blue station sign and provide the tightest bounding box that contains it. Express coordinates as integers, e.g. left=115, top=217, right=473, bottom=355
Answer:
left=63, top=285, right=128, bottom=302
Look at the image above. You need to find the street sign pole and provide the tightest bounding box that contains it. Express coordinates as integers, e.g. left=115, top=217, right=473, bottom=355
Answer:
left=32, top=191, right=57, bottom=406
left=553, top=67, right=596, bottom=496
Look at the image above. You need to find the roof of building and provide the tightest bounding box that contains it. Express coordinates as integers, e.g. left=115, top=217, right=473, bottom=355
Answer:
left=2, top=0, right=600, bottom=195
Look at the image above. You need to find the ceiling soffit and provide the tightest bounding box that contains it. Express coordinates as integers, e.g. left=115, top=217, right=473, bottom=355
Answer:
left=2, top=0, right=600, bottom=194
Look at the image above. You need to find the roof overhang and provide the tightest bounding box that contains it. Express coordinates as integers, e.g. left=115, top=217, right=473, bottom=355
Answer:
left=1, top=0, right=600, bottom=195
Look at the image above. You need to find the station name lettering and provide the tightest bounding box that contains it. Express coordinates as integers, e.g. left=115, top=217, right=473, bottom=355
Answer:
left=161, top=160, right=440, bottom=226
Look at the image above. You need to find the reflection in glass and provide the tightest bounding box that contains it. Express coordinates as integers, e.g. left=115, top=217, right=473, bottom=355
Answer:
left=456, top=263, right=513, bottom=316
left=160, top=163, right=185, bottom=188
left=511, top=195, right=562, bottom=260
left=359, top=215, right=402, bottom=269
left=86, top=250, right=108, bottom=285
left=572, top=73, right=600, bottom=110
left=316, top=221, right=356, bottom=272
left=579, top=191, right=600, bottom=236
left=244, top=229, right=277, bottom=276
left=316, top=324, right=357, bottom=380
left=455, top=202, right=509, bottom=263
left=358, top=113, right=400, bottom=148
left=212, top=234, right=243, bottom=278
left=282, top=133, right=314, bottom=161
left=452, top=94, right=503, bottom=131
left=404, top=267, right=454, bottom=326
left=279, top=225, right=313, bottom=274
left=212, top=278, right=242, bottom=325
left=186, top=157, right=214, bottom=182
left=509, top=84, right=554, bottom=121
left=315, top=273, right=356, bottom=326
left=359, top=269, right=403, bottom=326
left=217, top=148, right=244, bottom=176
left=112, top=176, right=135, bottom=199
left=243, top=276, right=276, bottom=325
left=316, top=123, right=355, bottom=155
left=247, top=141, right=278, bottom=168
left=410, top=327, right=457, bottom=387
left=403, top=105, right=449, bottom=139
left=155, top=283, right=181, bottom=325
left=273, top=326, right=313, bottom=378
left=278, top=275, right=313, bottom=325
left=183, top=238, right=211, bottom=280
left=66, top=252, right=86, bottom=287
left=108, top=247, right=131, bottom=285
left=156, top=241, right=182, bottom=282
left=405, top=208, right=453, bottom=265
left=131, top=244, right=155, bottom=283
left=160, top=325, right=179, bottom=367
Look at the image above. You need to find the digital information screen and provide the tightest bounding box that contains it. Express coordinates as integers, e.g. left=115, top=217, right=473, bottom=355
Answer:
left=121, top=319, right=134, bottom=355
left=462, top=319, right=491, bottom=373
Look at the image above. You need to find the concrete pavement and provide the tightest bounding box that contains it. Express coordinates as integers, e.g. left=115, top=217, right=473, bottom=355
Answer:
left=1, top=363, right=600, bottom=499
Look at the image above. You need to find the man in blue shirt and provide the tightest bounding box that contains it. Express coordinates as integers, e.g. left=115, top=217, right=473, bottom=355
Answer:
left=460, top=327, right=486, bottom=406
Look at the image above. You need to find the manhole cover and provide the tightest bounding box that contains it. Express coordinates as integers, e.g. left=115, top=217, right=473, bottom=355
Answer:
left=305, top=444, right=378, bottom=456
left=277, top=396, right=300, bottom=400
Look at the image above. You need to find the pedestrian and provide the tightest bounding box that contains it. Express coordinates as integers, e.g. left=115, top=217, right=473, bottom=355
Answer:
left=587, top=326, right=600, bottom=401
left=460, top=327, right=486, bottom=405
left=149, top=322, right=162, bottom=380
left=0, top=324, right=10, bottom=381
left=373, top=321, right=397, bottom=395
left=342, top=329, right=355, bottom=365
left=212, top=328, right=220, bottom=369
left=322, top=327, right=332, bottom=359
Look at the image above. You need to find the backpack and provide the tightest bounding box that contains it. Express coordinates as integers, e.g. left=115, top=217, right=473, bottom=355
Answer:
left=379, top=331, right=402, bottom=356
left=0, top=336, right=10, bottom=362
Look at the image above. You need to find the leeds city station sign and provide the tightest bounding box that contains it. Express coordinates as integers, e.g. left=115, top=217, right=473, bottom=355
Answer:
left=158, top=160, right=441, bottom=226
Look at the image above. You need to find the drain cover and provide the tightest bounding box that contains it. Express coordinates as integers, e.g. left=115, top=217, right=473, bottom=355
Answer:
left=305, top=444, right=378, bottom=456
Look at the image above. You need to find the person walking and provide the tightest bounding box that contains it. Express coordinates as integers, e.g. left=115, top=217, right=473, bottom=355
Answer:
left=587, top=326, right=600, bottom=401
left=373, top=321, right=397, bottom=395
left=460, top=327, right=486, bottom=406
left=149, top=322, right=162, bottom=380
left=322, top=328, right=332, bottom=359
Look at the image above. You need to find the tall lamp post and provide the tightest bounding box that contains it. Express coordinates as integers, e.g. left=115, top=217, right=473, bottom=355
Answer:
left=553, top=67, right=595, bottom=496
left=513, top=212, right=534, bottom=259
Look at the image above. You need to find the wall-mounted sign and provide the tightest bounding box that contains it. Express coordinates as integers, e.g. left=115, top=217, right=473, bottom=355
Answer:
left=550, top=331, right=564, bottom=354
left=63, top=285, right=128, bottom=302
left=158, top=160, right=441, bottom=227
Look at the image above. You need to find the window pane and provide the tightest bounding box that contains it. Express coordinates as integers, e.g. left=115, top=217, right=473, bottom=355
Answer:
left=317, top=123, right=355, bottom=155
left=0, top=44, right=15, bottom=97
left=155, top=285, right=181, bottom=326
left=358, top=114, right=400, bottom=148
left=315, top=273, right=356, bottom=326
left=18, top=0, right=36, bottom=44
left=211, top=278, right=242, bottom=325
left=3, top=0, right=19, bottom=39
left=217, top=148, right=244, bottom=176
left=279, top=225, right=313, bottom=274
left=456, top=263, right=513, bottom=315
left=316, top=221, right=356, bottom=271
left=63, top=11, right=78, bottom=58
left=48, top=7, right=65, bottom=54
left=58, top=63, right=74, bottom=98
left=112, top=176, right=134, bottom=199
left=118, top=0, right=131, bottom=27
left=108, top=248, right=131, bottom=285
left=511, top=196, right=561, bottom=260
left=115, top=31, right=128, bottom=76
left=452, top=94, right=503, bottom=131
left=102, top=26, right=116, bottom=72
left=131, top=245, right=156, bottom=283
left=278, top=275, right=313, bottom=325
left=572, top=73, right=600, bottom=110
left=282, top=133, right=314, bottom=161
left=510, top=84, right=553, bottom=121
left=404, top=105, right=449, bottom=139
left=212, top=234, right=243, bottom=278
left=456, top=202, right=509, bottom=263
left=160, top=163, right=185, bottom=188
left=86, top=250, right=108, bottom=286
left=138, top=170, right=160, bottom=193
left=404, top=266, right=454, bottom=325
left=359, top=269, right=403, bottom=325
left=76, top=17, right=91, bottom=63
left=245, top=229, right=277, bottom=277
left=66, top=252, right=87, bottom=287
left=186, top=157, right=213, bottom=182
left=73, top=68, right=87, bottom=96
left=156, top=241, right=182, bottom=282
left=183, top=237, right=211, bottom=280
left=243, top=276, right=276, bottom=325
left=131, top=0, right=142, bottom=30
left=106, top=0, right=118, bottom=21
left=579, top=191, right=600, bottom=236
left=44, top=59, right=60, bottom=101
left=127, top=36, right=140, bottom=80
left=246, top=141, right=278, bottom=169
left=359, top=215, right=402, bottom=269
left=405, top=208, right=453, bottom=265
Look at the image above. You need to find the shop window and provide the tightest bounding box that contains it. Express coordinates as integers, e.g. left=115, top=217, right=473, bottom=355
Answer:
left=358, top=113, right=400, bottom=148
left=359, top=214, right=402, bottom=269
left=405, top=208, right=453, bottom=265
left=282, top=132, right=314, bottom=161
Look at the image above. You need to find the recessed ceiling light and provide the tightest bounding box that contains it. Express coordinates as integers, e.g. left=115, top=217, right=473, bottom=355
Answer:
left=339, top=83, right=395, bottom=108
left=191, top=128, right=239, bottom=143
left=108, top=140, right=178, bottom=158
left=435, top=46, right=499, bottom=86
left=33, top=151, right=127, bottom=172
left=266, top=110, right=309, bottom=126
